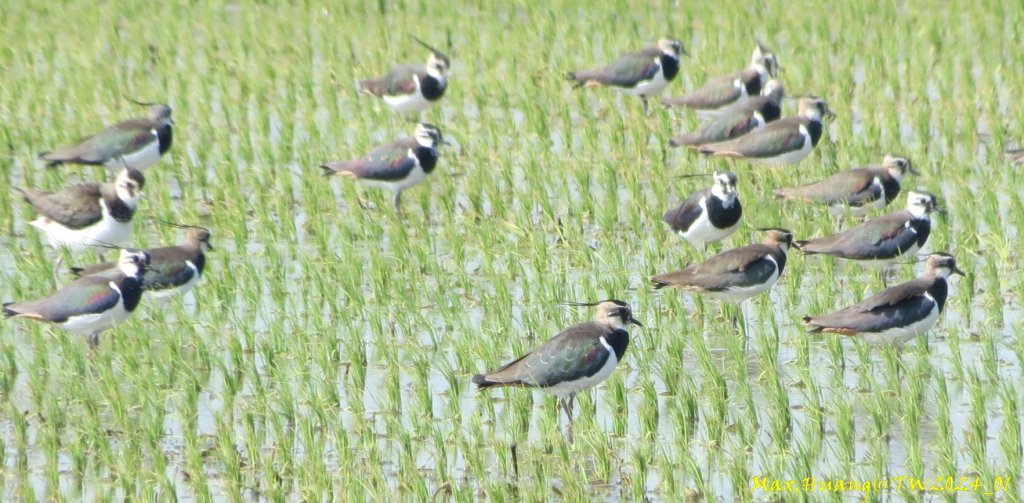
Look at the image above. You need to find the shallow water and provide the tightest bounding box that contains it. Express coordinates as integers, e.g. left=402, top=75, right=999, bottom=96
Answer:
left=2, top=1, right=1024, bottom=501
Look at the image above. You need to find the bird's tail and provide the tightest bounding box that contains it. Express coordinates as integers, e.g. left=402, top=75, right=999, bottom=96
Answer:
left=801, top=316, right=824, bottom=332
left=565, top=71, right=591, bottom=89
left=472, top=373, right=502, bottom=389
left=2, top=302, right=17, bottom=319
left=668, top=132, right=702, bottom=148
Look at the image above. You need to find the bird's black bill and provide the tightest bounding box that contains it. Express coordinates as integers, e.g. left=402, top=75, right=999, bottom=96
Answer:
left=629, top=316, right=643, bottom=327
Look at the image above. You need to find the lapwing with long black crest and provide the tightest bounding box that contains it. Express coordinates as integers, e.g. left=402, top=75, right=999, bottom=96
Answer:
left=803, top=253, right=964, bottom=346
left=698, top=97, right=834, bottom=166
left=652, top=228, right=793, bottom=304
left=566, top=38, right=685, bottom=115
left=472, top=300, right=641, bottom=432
left=357, top=36, right=450, bottom=115
left=16, top=167, right=145, bottom=252
left=669, top=79, right=784, bottom=148
left=662, top=41, right=779, bottom=114
left=774, top=154, right=917, bottom=217
left=319, top=122, right=447, bottom=212
left=3, top=248, right=150, bottom=349
left=39, top=100, right=173, bottom=171
left=662, top=170, right=742, bottom=249
left=796, top=190, right=940, bottom=266
left=71, top=224, right=212, bottom=303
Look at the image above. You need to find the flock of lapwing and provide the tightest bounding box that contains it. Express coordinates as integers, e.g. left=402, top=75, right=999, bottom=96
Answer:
left=4, top=37, right=965, bottom=436
left=3, top=103, right=211, bottom=348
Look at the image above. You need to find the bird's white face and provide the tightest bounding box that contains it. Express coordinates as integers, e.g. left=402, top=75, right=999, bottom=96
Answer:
left=924, top=253, right=962, bottom=278
left=115, top=169, right=145, bottom=206
left=762, top=54, right=779, bottom=76
left=799, top=98, right=833, bottom=120
left=594, top=301, right=639, bottom=330
left=117, top=250, right=150, bottom=278
left=426, top=53, right=449, bottom=79
left=148, top=104, right=173, bottom=125
left=187, top=228, right=214, bottom=251
left=906, top=190, right=937, bottom=217
left=711, top=171, right=739, bottom=199
left=763, top=229, right=794, bottom=250
left=752, top=45, right=779, bottom=76
left=657, top=39, right=684, bottom=58
left=414, top=123, right=445, bottom=148
left=762, top=79, right=784, bottom=98
left=883, top=156, right=913, bottom=181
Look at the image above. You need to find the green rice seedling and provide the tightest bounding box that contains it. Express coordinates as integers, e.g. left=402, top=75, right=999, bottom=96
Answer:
left=2, top=0, right=1024, bottom=499
left=965, top=369, right=990, bottom=474
left=997, top=382, right=1022, bottom=501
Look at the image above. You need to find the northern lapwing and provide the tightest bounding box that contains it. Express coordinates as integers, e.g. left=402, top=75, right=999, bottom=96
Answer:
left=39, top=102, right=173, bottom=171
left=803, top=253, right=964, bottom=346
left=698, top=97, right=834, bottom=166
left=16, top=168, right=145, bottom=251
left=774, top=155, right=916, bottom=216
left=357, top=37, right=450, bottom=115
left=662, top=41, right=779, bottom=114
left=652, top=228, right=793, bottom=304
left=566, top=38, right=685, bottom=115
left=796, top=190, right=939, bottom=265
left=3, top=249, right=150, bottom=348
left=662, top=171, right=742, bottom=249
left=472, top=300, right=641, bottom=426
left=319, top=123, right=447, bottom=212
left=71, top=226, right=212, bottom=303
left=669, top=79, right=784, bottom=148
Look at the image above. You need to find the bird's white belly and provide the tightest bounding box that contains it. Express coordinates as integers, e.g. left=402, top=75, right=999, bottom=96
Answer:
left=546, top=353, right=619, bottom=399
left=705, top=262, right=779, bottom=304
left=855, top=242, right=921, bottom=268
left=361, top=163, right=428, bottom=193
left=103, top=132, right=162, bottom=171
left=750, top=125, right=814, bottom=166
left=829, top=197, right=886, bottom=218
left=58, top=288, right=128, bottom=335
left=856, top=303, right=940, bottom=346
left=148, top=260, right=201, bottom=303
left=31, top=201, right=133, bottom=252
left=829, top=177, right=886, bottom=217
left=626, top=65, right=669, bottom=98
left=383, top=78, right=431, bottom=113
left=679, top=199, right=740, bottom=246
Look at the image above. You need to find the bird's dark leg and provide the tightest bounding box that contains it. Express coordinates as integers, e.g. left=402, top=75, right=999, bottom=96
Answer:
left=881, top=264, right=899, bottom=288
left=53, top=255, right=64, bottom=285
left=741, top=302, right=751, bottom=353
left=87, top=332, right=100, bottom=350
left=510, top=443, right=520, bottom=480
left=560, top=395, right=576, bottom=443
left=393, top=191, right=403, bottom=213
left=896, top=346, right=904, bottom=385
left=642, top=98, right=650, bottom=117
left=561, top=395, right=575, bottom=423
